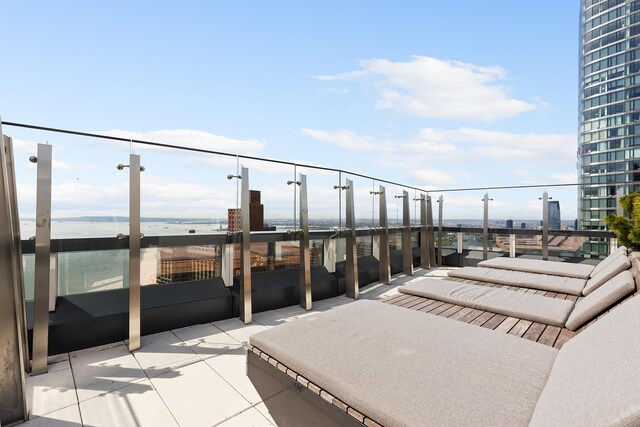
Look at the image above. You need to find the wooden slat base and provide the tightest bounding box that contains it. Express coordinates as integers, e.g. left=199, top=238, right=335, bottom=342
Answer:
left=383, top=275, right=639, bottom=349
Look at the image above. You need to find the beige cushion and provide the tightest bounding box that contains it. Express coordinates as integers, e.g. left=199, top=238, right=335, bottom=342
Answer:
left=529, top=295, right=640, bottom=426
left=250, top=300, right=557, bottom=427
left=448, top=267, right=585, bottom=296
left=589, top=246, right=627, bottom=278
left=582, top=255, right=630, bottom=296
left=565, top=270, right=635, bottom=331
left=399, top=278, right=574, bottom=327
left=478, top=257, right=593, bottom=279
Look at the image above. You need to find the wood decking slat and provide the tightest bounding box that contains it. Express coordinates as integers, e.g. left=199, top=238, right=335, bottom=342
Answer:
left=537, top=326, right=562, bottom=347
left=521, top=322, right=546, bottom=342
left=446, top=306, right=474, bottom=321
left=494, top=316, right=520, bottom=333
left=507, top=319, right=533, bottom=337
left=553, top=328, right=577, bottom=349
left=480, top=314, right=508, bottom=330
left=429, top=303, right=455, bottom=316
left=469, top=311, right=496, bottom=326
left=438, top=305, right=465, bottom=318
left=396, top=296, right=422, bottom=307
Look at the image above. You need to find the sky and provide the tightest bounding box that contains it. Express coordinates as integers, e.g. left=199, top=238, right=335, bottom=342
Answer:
left=0, top=1, right=582, bottom=225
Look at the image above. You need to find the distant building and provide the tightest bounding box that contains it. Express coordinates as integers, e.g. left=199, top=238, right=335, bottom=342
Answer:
left=520, top=222, right=526, bottom=229
left=579, top=1, right=640, bottom=254
left=227, top=190, right=265, bottom=231
left=506, top=219, right=513, bottom=229
left=157, top=245, right=220, bottom=284
left=548, top=201, right=561, bottom=230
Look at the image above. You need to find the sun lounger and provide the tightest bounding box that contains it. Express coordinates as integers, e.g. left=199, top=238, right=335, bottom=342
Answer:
left=399, top=270, right=635, bottom=331
left=248, top=292, right=640, bottom=426
left=448, top=254, right=630, bottom=296
left=477, top=246, right=627, bottom=279
left=447, top=266, right=586, bottom=295
left=399, top=278, right=573, bottom=326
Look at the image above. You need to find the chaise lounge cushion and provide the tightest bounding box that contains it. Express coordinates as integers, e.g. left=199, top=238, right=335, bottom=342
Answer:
left=529, top=294, right=640, bottom=426
left=589, top=245, right=627, bottom=278
left=582, top=255, right=630, bottom=296
left=564, top=270, right=635, bottom=331
left=478, top=257, right=593, bottom=279
left=250, top=300, right=558, bottom=427
left=448, top=267, right=585, bottom=296
left=399, top=278, right=574, bottom=327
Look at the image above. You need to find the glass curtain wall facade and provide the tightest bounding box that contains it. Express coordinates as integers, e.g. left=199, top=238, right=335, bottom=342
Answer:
left=579, top=0, right=640, bottom=255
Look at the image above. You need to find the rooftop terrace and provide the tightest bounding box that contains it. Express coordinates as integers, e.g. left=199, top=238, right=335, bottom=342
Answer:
left=0, top=121, right=629, bottom=426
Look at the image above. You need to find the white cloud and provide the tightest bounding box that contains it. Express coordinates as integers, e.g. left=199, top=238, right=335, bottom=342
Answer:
left=314, top=56, right=538, bottom=121
left=409, top=168, right=471, bottom=187
left=97, top=129, right=266, bottom=156
left=300, top=128, right=378, bottom=151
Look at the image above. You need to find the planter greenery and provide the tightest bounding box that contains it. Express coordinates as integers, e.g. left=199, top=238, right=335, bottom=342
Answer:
left=604, top=191, right=640, bottom=249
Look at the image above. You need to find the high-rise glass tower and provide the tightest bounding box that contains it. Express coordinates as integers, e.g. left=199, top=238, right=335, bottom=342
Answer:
left=549, top=201, right=561, bottom=230
left=579, top=0, right=640, bottom=254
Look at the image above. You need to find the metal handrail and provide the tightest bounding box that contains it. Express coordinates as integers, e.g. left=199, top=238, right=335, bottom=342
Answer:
left=20, top=226, right=615, bottom=254
left=2, top=120, right=583, bottom=194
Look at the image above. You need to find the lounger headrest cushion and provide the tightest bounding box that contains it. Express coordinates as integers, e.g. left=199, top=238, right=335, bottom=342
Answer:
left=583, top=255, right=630, bottom=296
left=589, top=246, right=627, bottom=278
left=565, top=270, right=635, bottom=331
left=529, top=293, right=640, bottom=426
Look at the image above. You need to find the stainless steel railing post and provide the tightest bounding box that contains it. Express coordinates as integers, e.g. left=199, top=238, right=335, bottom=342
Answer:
left=400, top=191, right=413, bottom=276
left=345, top=179, right=358, bottom=299
left=240, top=167, right=252, bottom=323
left=31, top=143, right=52, bottom=375
left=128, top=154, right=142, bottom=351
left=437, top=196, right=443, bottom=266
left=426, top=196, right=436, bottom=267
left=298, top=174, right=311, bottom=310
left=541, top=191, right=549, bottom=261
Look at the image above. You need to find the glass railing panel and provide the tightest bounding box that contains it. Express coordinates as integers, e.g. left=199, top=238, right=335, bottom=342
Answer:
left=240, top=159, right=297, bottom=233
left=341, top=173, right=376, bottom=230
left=133, top=142, right=231, bottom=235
left=389, top=233, right=402, bottom=251
left=22, top=254, right=34, bottom=301
left=411, top=231, right=423, bottom=250
left=295, top=167, right=340, bottom=231
left=57, top=249, right=128, bottom=295
left=309, top=239, right=324, bottom=267
left=153, top=245, right=221, bottom=284
left=356, top=236, right=373, bottom=258
left=441, top=232, right=457, bottom=250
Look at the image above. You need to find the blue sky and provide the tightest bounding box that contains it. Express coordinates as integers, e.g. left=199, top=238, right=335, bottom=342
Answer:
left=1, top=1, right=582, bottom=224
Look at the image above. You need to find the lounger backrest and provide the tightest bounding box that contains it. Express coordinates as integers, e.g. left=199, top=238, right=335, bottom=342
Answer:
left=529, top=294, right=640, bottom=426
left=582, top=255, right=630, bottom=296
left=564, top=270, right=635, bottom=331
left=589, top=246, right=627, bottom=277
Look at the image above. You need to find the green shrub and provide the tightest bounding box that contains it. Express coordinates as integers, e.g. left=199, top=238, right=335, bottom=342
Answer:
left=604, top=191, right=640, bottom=249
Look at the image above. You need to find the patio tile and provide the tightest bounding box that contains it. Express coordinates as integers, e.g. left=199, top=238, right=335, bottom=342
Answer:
left=212, top=318, right=268, bottom=344
left=26, top=360, right=77, bottom=418
left=255, top=402, right=277, bottom=425
left=204, top=347, right=263, bottom=404
left=130, top=331, right=199, bottom=378
left=79, top=378, right=177, bottom=427
left=172, top=323, right=243, bottom=360
left=217, top=407, right=274, bottom=426
left=70, top=343, right=147, bottom=402
left=24, top=404, right=81, bottom=426
left=151, top=360, right=251, bottom=426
